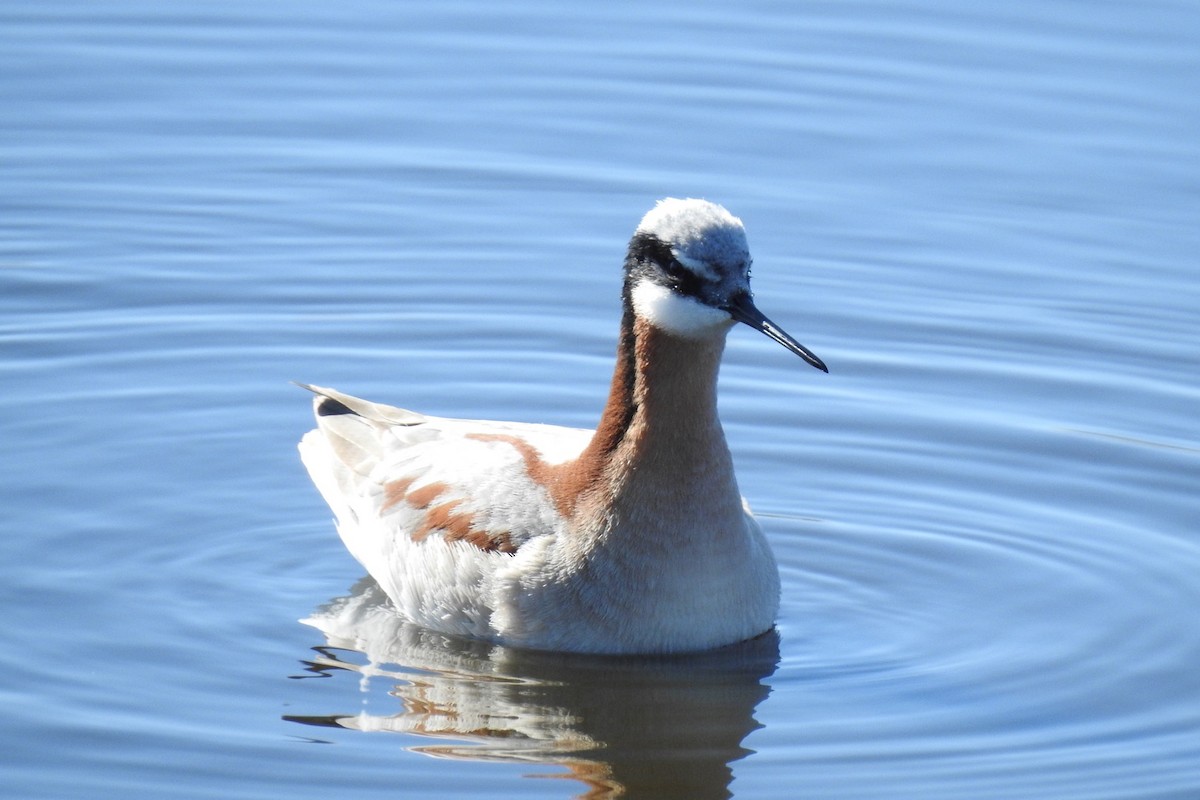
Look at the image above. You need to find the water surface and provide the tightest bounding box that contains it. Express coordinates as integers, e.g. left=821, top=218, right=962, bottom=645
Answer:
left=2, top=1, right=1198, bottom=798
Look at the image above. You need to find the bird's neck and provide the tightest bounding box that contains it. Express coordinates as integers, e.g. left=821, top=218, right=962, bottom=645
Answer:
left=570, top=308, right=736, bottom=512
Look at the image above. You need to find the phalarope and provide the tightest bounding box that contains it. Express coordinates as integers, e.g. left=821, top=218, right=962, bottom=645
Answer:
left=299, top=198, right=827, bottom=654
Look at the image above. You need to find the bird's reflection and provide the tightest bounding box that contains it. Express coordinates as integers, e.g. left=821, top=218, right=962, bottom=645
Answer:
left=287, top=577, right=780, bottom=799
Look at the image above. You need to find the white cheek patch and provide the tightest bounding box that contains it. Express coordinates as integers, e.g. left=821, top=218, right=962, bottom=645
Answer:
left=630, top=280, right=732, bottom=339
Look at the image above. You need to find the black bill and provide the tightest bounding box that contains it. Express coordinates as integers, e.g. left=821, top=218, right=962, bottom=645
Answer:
left=725, top=292, right=829, bottom=373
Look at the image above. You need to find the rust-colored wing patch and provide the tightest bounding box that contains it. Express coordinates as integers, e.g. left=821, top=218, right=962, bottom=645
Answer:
left=379, top=478, right=516, bottom=554
left=381, top=476, right=416, bottom=511
left=406, top=481, right=450, bottom=509
left=464, top=431, right=609, bottom=519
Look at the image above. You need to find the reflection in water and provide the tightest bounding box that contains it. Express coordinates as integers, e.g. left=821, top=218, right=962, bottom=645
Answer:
left=287, top=578, right=780, bottom=799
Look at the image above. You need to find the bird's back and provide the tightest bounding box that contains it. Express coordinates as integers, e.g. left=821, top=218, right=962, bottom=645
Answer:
left=298, top=384, right=593, bottom=638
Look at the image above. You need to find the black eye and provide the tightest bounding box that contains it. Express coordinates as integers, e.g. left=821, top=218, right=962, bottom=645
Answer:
left=626, top=232, right=707, bottom=297
left=661, top=255, right=705, bottom=295
left=662, top=256, right=688, bottom=279
left=640, top=235, right=676, bottom=271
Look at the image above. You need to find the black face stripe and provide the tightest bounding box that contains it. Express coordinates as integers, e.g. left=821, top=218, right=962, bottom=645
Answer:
left=624, top=232, right=704, bottom=297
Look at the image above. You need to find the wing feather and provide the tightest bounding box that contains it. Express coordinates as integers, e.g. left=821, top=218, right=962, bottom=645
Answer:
left=298, top=385, right=591, bottom=558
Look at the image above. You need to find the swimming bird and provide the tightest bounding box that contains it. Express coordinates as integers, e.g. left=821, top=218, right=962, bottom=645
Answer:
left=298, top=198, right=827, bottom=655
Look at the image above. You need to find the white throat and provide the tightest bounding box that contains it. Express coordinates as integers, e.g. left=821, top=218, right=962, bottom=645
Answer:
left=630, top=280, right=733, bottom=339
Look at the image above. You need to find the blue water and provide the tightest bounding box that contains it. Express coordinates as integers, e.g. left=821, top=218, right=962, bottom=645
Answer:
left=3, top=1, right=1199, bottom=798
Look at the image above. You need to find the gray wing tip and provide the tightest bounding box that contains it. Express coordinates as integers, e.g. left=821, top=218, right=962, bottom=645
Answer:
left=293, top=381, right=330, bottom=396
left=293, top=381, right=425, bottom=426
